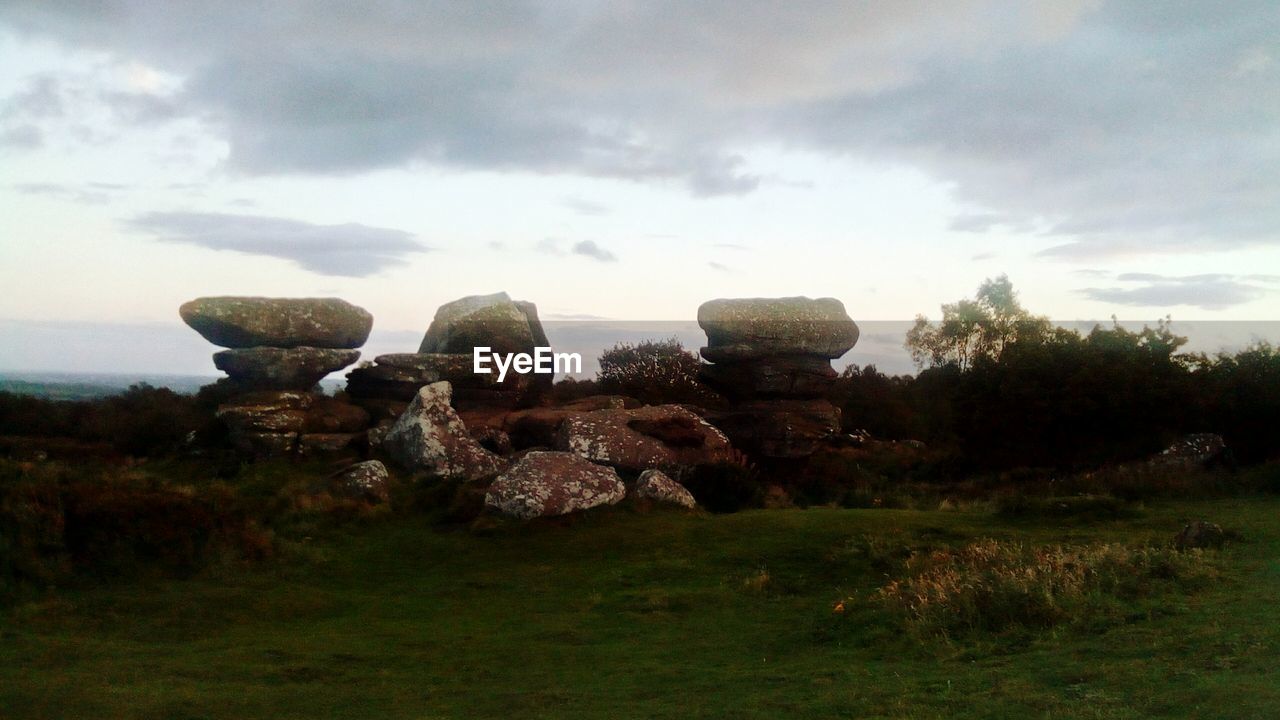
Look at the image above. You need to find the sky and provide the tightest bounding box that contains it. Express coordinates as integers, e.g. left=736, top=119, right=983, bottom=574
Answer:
left=1, top=1, right=1278, bottom=374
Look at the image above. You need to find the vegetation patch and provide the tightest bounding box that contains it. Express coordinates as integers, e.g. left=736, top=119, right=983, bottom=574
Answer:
left=870, top=539, right=1219, bottom=637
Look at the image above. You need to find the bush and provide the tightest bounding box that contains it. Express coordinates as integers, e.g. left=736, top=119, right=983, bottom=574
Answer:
left=677, top=462, right=761, bottom=513
left=598, top=338, right=724, bottom=407
left=0, top=384, right=210, bottom=457
left=872, top=539, right=1218, bottom=637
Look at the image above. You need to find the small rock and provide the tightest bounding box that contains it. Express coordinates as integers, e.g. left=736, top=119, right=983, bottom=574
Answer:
left=1175, top=520, right=1227, bottom=549
left=633, top=469, right=697, bottom=509
left=484, top=451, right=625, bottom=519
left=328, top=460, right=390, bottom=504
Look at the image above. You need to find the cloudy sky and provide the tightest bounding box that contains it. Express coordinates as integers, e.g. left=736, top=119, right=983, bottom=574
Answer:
left=1, top=1, right=1277, bottom=373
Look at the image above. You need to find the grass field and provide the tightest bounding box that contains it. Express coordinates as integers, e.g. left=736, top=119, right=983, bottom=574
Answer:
left=3, top=495, right=1279, bottom=719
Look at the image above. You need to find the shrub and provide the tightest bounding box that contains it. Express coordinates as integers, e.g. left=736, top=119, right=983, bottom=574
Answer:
left=677, top=462, right=761, bottom=513
left=872, top=539, right=1218, bottom=637
left=597, top=338, right=724, bottom=407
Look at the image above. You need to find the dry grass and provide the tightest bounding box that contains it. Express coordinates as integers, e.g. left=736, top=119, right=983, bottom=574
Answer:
left=872, top=538, right=1219, bottom=637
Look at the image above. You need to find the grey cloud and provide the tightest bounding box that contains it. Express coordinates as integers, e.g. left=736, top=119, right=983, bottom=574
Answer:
left=561, top=197, right=610, bottom=216
left=13, top=182, right=118, bottom=204
left=571, top=240, right=616, bottom=262
left=708, top=261, right=729, bottom=272
left=3, top=2, right=1278, bottom=245
left=1079, top=274, right=1273, bottom=311
left=127, top=211, right=427, bottom=277
left=1, top=124, right=43, bottom=148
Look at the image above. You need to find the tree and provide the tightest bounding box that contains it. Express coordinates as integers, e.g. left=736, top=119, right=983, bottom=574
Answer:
left=905, top=275, right=1054, bottom=370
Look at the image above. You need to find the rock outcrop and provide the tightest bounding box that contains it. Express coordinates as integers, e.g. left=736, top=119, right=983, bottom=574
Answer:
left=346, top=292, right=551, bottom=413
left=381, top=382, right=504, bottom=481
left=697, top=297, right=858, bottom=458
left=214, top=390, right=370, bottom=457
left=632, top=469, right=697, bottom=508
left=557, top=404, right=737, bottom=472
left=182, top=296, right=373, bottom=457
left=484, top=451, right=625, bottom=519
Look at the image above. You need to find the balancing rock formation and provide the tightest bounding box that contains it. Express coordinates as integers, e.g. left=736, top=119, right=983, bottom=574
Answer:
left=346, top=292, right=551, bottom=421
left=697, top=297, right=859, bottom=459
left=181, top=296, right=373, bottom=457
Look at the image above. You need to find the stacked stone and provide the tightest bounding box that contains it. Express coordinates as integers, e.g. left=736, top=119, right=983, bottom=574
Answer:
left=696, top=297, right=859, bottom=459
left=345, top=292, right=551, bottom=420
left=180, top=296, right=373, bottom=456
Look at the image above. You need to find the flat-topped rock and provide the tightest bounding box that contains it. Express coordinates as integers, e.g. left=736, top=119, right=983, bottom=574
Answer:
left=181, top=296, right=373, bottom=349
left=213, top=347, right=360, bottom=390
left=697, top=297, right=859, bottom=362
left=484, top=451, right=625, bottom=519
left=418, top=292, right=547, bottom=355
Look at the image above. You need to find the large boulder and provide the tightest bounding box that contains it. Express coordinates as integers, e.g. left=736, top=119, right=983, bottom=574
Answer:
left=557, top=404, right=737, bottom=472
left=180, top=297, right=372, bottom=349
left=419, top=292, right=546, bottom=355
left=632, top=469, right=697, bottom=509
left=213, top=347, right=360, bottom=390
left=381, top=382, right=504, bottom=481
left=697, top=297, right=859, bottom=362
left=215, top=391, right=370, bottom=457
left=484, top=451, right=625, bottom=519
left=346, top=353, right=497, bottom=401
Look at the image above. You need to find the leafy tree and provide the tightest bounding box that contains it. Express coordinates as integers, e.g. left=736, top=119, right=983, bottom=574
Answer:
left=906, top=275, right=1055, bottom=370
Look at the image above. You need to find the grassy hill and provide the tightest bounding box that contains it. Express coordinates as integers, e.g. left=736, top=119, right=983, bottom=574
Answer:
left=3, top=490, right=1278, bottom=719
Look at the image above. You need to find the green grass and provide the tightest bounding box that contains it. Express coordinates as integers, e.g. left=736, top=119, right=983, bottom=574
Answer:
left=3, top=496, right=1279, bottom=719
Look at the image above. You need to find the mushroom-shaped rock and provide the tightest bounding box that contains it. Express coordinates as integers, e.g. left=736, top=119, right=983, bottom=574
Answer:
left=556, top=404, right=736, bottom=472
left=484, top=451, right=625, bottom=519
left=381, top=381, right=504, bottom=481
left=180, top=297, right=373, bottom=349
left=328, top=460, right=391, bottom=504
left=632, top=469, right=697, bottom=509
left=419, top=292, right=547, bottom=355
left=213, top=347, right=360, bottom=390
left=697, top=297, right=859, bottom=362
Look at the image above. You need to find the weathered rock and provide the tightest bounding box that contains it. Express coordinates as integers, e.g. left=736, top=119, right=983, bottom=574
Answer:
left=633, top=469, right=697, bottom=509
left=557, top=404, right=736, bottom=471
left=1153, top=434, right=1229, bottom=467
left=302, top=397, right=370, bottom=434
left=699, top=354, right=838, bottom=399
left=484, top=451, right=625, bottom=519
left=345, top=351, right=536, bottom=410
left=697, top=297, right=859, bottom=362
left=381, top=382, right=504, bottom=480
left=215, top=391, right=313, bottom=434
left=706, top=399, right=842, bottom=459
left=213, top=347, right=360, bottom=390
left=181, top=296, right=372, bottom=349
left=419, top=292, right=540, bottom=355
left=328, top=460, right=391, bottom=503
left=298, top=433, right=362, bottom=455
left=229, top=431, right=297, bottom=456
left=1175, top=520, right=1227, bottom=549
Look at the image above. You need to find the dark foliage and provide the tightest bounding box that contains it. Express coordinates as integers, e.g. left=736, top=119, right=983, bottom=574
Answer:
left=677, top=462, right=762, bottom=513
left=597, top=338, right=725, bottom=408
left=0, top=384, right=211, bottom=457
